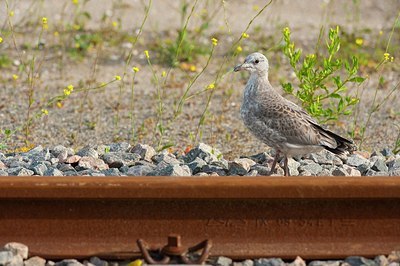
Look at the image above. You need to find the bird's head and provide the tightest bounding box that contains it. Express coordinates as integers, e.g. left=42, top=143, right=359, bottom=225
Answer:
left=234, top=52, right=269, bottom=75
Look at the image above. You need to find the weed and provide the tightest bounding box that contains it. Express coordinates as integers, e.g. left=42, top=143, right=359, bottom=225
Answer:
left=281, top=26, right=365, bottom=123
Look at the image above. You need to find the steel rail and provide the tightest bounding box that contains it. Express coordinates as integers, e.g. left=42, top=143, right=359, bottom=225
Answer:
left=0, top=176, right=399, bottom=260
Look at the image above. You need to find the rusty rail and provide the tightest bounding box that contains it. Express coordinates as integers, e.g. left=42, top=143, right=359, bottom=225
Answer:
left=0, top=176, right=400, bottom=260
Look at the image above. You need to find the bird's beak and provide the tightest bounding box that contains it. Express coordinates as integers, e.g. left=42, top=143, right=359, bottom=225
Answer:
left=234, top=64, right=243, bottom=72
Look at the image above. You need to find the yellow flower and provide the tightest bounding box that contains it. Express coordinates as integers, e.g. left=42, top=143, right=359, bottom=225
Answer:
left=12, top=74, right=18, bottom=80
left=252, top=5, right=260, bottom=11
left=384, top=52, right=390, bottom=61
left=207, top=83, right=215, bottom=90
left=9, top=11, right=14, bottom=17
left=72, top=0, right=79, bottom=5
left=42, top=17, right=48, bottom=24
left=132, top=67, right=139, bottom=73
left=189, top=65, right=197, bottom=72
left=161, top=71, right=166, bottom=77
left=283, top=27, right=290, bottom=35
left=391, top=56, right=394, bottom=62
left=144, top=50, right=150, bottom=59
left=63, top=84, right=74, bottom=96
left=211, top=37, right=218, bottom=46
left=236, top=45, right=242, bottom=53
left=112, top=21, right=118, bottom=28
left=41, top=109, right=49, bottom=115
left=128, top=259, right=143, bottom=266
left=0, top=37, right=3, bottom=43
left=56, top=101, right=63, bottom=108
left=115, top=75, right=122, bottom=81
left=54, top=31, right=59, bottom=37
left=355, top=38, right=363, bottom=46
left=379, top=30, right=383, bottom=36
left=241, top=32, right=249, bottom=39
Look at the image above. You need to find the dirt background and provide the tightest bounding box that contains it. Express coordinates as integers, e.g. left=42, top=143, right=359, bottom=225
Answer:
left=0, top=0, right=399, bottom=159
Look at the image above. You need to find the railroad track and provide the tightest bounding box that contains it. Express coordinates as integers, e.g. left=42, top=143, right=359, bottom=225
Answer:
left=0, top=176, right=399, bottom=262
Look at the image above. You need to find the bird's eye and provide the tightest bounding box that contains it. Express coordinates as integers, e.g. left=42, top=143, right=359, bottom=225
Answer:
left=254, top=59, right=259, bottom=64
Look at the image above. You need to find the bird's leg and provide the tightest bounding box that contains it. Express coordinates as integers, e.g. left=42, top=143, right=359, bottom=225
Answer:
left=283, top=156, right=289, bottom=176
left=269, top=151, right=280, bottom=175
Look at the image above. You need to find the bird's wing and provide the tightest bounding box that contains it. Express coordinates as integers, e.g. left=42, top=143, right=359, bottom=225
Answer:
left=255, top=99, right=337, bottom=148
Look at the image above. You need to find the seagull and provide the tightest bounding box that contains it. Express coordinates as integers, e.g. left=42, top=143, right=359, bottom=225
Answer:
left=234, top=52, right=356, bottom=176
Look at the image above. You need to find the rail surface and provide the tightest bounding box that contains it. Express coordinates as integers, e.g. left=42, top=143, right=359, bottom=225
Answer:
left=0, top=176, right=399, bottom=260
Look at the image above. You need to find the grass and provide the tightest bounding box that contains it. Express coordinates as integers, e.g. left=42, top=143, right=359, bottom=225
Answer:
left=0, top=1, right=399, bottom=156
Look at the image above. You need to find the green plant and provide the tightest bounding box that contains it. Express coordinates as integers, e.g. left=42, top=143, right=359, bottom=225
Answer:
left=281, top=26, right=365, bottom=123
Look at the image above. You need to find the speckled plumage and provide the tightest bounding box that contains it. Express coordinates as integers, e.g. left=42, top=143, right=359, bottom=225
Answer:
left=234, top=52, right=356, bottom=176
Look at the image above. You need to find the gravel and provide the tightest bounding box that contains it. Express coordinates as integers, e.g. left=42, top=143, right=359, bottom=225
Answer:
left=0, top=142, right=399, bottom=177
left=0, top=242, right=399, bottom=266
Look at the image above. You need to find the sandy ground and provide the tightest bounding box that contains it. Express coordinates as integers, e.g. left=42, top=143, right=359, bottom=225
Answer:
left=0, top=0, right=399, bottom=158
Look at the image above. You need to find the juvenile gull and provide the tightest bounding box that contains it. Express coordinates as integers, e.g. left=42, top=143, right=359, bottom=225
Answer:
left=234, top=52, right=356, bottom=176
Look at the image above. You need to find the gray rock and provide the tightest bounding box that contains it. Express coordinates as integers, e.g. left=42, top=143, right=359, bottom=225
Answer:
left=344, top=256, right=377, bottom=266
left=287, top=158, right=300, bottom=176
left=308, top=261, right=343, bottom=266
left=101, top=168, right=122, bottom=176
left=6, top=254, right=23, bottom=266
left=7, top=167, right=34, bottom=176
left=309, top=150, right=342, bottom=165
left=250, top=164, right=271, bottom=175
left=299, top=162, right=322, bottom=175
left=56, top=149, right=69, bottom=163
left=371, top=157, right=389, bottom=172
left=102, top=152, right=140, bottom=168
left=357, top=163, right=371, bottom=175
left=51, top=145, right=74, bottom=157
left=108, top=142, right=131, bottom=152
left=246, top=169, right=258, bottom=176
left=149, top=164, right=191, bottom=176
left=365, top=169, right=388, bottom=176
left=57, top=163, right=76, bottom=172
left=299, top=169, right=313, bottom=176
left=24, top=145, right=44, bottom=155
left=229, top=158, right=256, bottom=175
left=234, top=259, right=254, bottom=266
left=65, top=155, right=81, bottom=164
left=381, top=148, right=393, bottom=156
left=126, top=165, right=155, bottom=176
left=183, top=143, right=222, bottom=163
left=4, top=242, right=28, bottom=259
left=64, top=171, right=78, bottom=176
left=374, top=255, right=389, bottom=266
left=55, top=259, right=84, bottom=266
left=46, top=260, right=56, bottom=266
left=129, top=144, right=156, bottom=162
left=346, top=154, right=370, bottom=167
left=76, top=156, right=108, bottom=171
left=0, top=169, right=8, bottom=176
left=331, top=167, right=348, bottom=176
left=215, top=256, right=232, bottom=266
left=387, top=158, right=400, bottom=170
left=342, top=165, right=362, bottom=176
left=201, top=165, right=227, bottom=176
left=0, top=250, right=14, bottom=265
left=76, top=146, right=98, bottom=159
left=287, top=256, right=306, bottom=266
left=89, top=257, right=108, bottom=266
left=317, top=168, right=332, bottom=176
left=186, top=157, right=207, bottom=174
left=153, top=152, right=181, bottom=167
left=24, top=256, right=47, bottom=266
left=44, top=168, right=64, bottom=176
left=31, top=162, right=48, bottom=176
left=389, top=169, right=400, bottom=176
left=246, top=152, right=274, bottom=164
left=254, top=258, right=285, bottom=266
